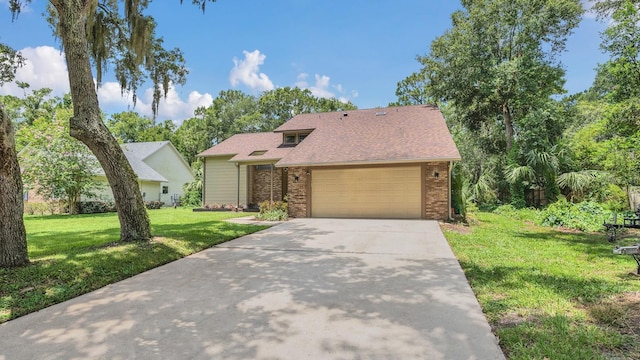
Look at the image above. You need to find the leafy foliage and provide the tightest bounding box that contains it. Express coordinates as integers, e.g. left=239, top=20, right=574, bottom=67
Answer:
left=256, top=200, right=288, bottom=221
left=20, top=106, right=101, bottom=215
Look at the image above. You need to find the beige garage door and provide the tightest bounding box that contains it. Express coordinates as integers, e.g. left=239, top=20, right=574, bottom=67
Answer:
left=311, top=166, right=422, bottom=219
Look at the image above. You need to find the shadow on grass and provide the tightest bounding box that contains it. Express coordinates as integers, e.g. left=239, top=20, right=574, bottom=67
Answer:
left=1, top=220, right=267, bottom=323
left=459, top=260, right=628, bottom=306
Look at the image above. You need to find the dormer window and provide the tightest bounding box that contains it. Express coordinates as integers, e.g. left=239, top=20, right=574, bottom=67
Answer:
left=284, top=134, right=297, bottom=145
left=282, top=132, right=310, bottom=146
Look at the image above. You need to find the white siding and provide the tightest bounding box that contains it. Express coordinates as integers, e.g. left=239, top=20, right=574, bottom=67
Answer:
left=82, top=177, right=162, bottom=203
left=204, top=156, right=248, bottom=207
left=140, top=181, right=162, bottom=202
left=144, top=144, right=194, bottom=204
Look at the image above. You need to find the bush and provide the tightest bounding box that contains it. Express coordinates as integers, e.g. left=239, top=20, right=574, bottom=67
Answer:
left=76, top=201, right=117, bottom=214
left=599, top=184, right=628, bottom=212
left=145, top=201, right=164, bottom=209
left=255, top=200, right=288, bottom=221
left=181, top=184, right=202, bottom=207
left=24, top=202, right=49, bottom=216
left=538, top=199, right=608, bottom=232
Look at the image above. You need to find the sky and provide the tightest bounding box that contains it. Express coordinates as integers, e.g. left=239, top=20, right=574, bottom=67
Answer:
left=0, top=0, right=608, bottom=124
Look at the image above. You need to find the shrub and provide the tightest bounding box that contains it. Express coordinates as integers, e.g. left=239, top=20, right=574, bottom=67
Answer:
left=599, top=184, right=628, bottom=212
left=256, top=200, right=288, bottom=221
left=24, top=202, right=49, bottom=215
left=538, top=198, right=608, bottom=232
left=145, top=201, right=164, bottom=209
left=76, top=201, right=117, bottom=214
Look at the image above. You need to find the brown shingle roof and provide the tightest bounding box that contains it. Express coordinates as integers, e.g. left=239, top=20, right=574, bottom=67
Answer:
left=197, top=105, right=461, bottom=166
left=275, top=105, right=461, bottom=167
left=196, top=132, right=293, bottom=162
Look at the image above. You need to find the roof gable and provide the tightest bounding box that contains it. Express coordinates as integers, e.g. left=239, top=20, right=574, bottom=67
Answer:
left=120, top=141, right=169, bottom=160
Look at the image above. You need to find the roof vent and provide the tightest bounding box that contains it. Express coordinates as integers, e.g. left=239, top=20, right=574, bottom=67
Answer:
left=343, top=113, right=348, bottom=117
left=375, top=111, right=387, bottom=116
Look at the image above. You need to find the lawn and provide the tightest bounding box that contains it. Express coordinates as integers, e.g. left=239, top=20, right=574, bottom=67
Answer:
left=443, top=212, right=640, bottom=360
left=0, top=208, right=267, bottom=324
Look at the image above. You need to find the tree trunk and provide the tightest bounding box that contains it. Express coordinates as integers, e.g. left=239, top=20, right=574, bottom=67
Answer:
left=502, top=102, right=514, bottom=152
left=0, top=103, right=29, bottom=267
left=53, top=2, right=151, bottom=241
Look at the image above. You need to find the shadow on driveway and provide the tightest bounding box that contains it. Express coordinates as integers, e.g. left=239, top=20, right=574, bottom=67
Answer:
left=0, top=219, right=504, bottom=359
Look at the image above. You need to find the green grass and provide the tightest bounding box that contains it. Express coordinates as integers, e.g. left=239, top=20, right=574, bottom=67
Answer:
left=444, top=212, right=640, bottom=360
left=0, top=208, right=267, bottom=323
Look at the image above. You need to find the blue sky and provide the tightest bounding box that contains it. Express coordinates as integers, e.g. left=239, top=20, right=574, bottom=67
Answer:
left=0, top=0, right=607, bottom=123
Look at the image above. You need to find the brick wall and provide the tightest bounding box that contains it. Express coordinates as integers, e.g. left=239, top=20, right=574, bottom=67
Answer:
left=251, top=166, right=283, bottom=204
left=424, top=162, right=450, bottom=220
left=286, top=167, right=308, bottom=218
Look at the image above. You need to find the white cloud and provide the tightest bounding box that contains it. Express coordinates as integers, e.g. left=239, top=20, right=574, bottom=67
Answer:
left=0, top=45, right=213, bottom=124
left=229, top=50, right=274, bottom=92
left=294, top=72, right=357, bottom=104
left=98, top=82, right=213, bottom=124
left=0, top=46, right=69, bottom=96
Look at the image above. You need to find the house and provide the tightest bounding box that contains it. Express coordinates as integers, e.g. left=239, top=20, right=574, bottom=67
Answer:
left=197, top=105, right=461, bottom=220
left=91, top=141, right=194, bottom=205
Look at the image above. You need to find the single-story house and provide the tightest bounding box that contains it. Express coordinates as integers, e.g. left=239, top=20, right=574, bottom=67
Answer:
left=90, top=141, right=194, bottom=205
left=197, top=105, right=461, bottom=220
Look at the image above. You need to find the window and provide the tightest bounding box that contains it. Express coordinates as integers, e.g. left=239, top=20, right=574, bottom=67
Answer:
left=284, top=134, right=297, bottom=144
left=283, top=132, right=311, bottom=146
left=256, top=164, right=274, bottom=170
left=162, top=186, right=169, bottom=194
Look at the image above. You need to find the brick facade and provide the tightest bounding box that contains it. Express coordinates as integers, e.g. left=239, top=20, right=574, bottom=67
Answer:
left=424, top=162, right=450, bottom=220
left=285, top=167, right=309, bottom=218
left=250, top=166, right=283, bottom=205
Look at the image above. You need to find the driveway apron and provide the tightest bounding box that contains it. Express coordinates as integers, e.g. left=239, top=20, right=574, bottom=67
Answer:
left=0, top=218, right=504, bottom=360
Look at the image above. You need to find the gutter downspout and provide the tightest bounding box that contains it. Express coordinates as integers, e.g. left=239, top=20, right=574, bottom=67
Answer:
left=202, top=159, right=206, bottom=207
left=236, top=162, right=240, bottom=209
left=270, top=164, right=274, bottom=204
left=448, top=161, right=453, bottom=221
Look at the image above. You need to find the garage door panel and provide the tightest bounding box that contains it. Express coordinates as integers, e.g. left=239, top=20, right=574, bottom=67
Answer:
left=311, top=167, right=422, bottom=219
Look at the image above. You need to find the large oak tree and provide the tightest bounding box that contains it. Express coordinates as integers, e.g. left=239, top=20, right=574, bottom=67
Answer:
left=8, top=0, right=218, bottom=242
left=0, top=44, right=28, bottom=267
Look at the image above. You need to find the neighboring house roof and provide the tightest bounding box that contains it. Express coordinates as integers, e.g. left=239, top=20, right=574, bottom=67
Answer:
left=121, top=141, right=170, bottom=160
left=197, top=105, right=461, bottom=167
left=95, top=143, right=168, bottom=182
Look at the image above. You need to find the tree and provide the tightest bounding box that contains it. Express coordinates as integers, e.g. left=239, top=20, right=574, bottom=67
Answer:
left=413, top=0, right=582, bottom=152
left=21, top=106, right=101, bottom=215
left=0, top=43, right=28, bottom=267
left=9, top=0, right=220, bottom=242
left=390, top=69, right=432, bottom=106
left=258, top=87, right=356, bottom=131
left=596, top=0, right=640, bottom=102
left=107, top=111, right=174, bottom=143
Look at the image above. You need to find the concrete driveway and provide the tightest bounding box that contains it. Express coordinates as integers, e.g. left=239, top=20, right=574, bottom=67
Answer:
left=0, top=218, right=504, bottom=360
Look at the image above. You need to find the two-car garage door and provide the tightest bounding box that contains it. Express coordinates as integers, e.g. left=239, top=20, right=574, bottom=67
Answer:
left=311, top=166, right=422, bottom=219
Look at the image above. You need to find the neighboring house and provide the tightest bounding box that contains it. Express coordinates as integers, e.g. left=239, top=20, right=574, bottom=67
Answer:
left=197, top=105, right=461, bottom=220
left=90, top=141, right=194, bottom=205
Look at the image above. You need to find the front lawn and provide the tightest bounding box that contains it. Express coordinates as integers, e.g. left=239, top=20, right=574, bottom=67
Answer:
left=0, top=208, right=267, bottom=323
left=443, top=212, right=640, bottom=360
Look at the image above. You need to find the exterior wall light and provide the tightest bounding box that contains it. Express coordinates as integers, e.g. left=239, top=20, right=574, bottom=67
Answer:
left=434, top=172, right=440, bottom=179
